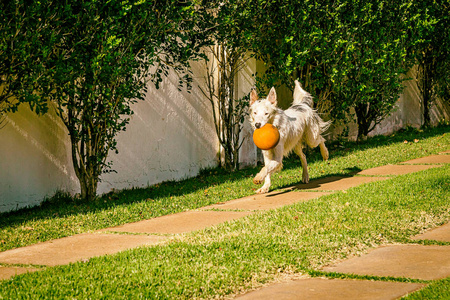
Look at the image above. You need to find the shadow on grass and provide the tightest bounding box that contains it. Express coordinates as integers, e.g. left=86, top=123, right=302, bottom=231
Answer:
left=265, top=166, right=362, bottom=198
left=0, top=125, right=448, bottom=230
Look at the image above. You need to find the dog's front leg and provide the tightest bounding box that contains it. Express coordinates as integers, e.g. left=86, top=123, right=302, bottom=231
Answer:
left=253, top=150, right=272, bottom=184
left=253, top=166, right=267, bottom=185
left=255, top=148, right=283, bottom=194
left=256, top=174, right=271, bottom=194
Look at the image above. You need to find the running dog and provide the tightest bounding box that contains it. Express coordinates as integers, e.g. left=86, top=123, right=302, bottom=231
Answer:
left=249, top=80, right=330, bottom=194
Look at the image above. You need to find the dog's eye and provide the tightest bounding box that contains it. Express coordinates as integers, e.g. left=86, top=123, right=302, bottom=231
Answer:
left=253, top=112, right=257, bottom=115
left=265, top=113, right=269, bottom=115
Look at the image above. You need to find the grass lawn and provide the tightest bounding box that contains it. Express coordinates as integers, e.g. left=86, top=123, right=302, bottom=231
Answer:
left=402, top=277, right=450, bottom=299
left=0, top=125, right=449, bottom=298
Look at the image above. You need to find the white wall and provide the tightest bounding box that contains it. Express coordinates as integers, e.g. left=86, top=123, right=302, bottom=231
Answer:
left=328, top=67, right=450, bottom=140
left=369, top=67, right=449, bottom=137
left=1, top=61, right=448, bottom=213
left=0, top=60, right=231, bottom=213
left=236, top=57, right=259, bottom=168
left=0, top=106, right=79, bottom=212
left=99, top=64, right=220, bottom=192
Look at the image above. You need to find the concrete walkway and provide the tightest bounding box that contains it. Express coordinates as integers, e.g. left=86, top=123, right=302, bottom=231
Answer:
left=1, top=152, right=449, bottom=299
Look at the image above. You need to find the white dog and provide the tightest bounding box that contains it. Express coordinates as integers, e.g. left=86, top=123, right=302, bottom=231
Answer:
left=249, top=80, right=330, bottom=194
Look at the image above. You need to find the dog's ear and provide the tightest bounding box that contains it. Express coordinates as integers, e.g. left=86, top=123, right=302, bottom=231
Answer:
left=267, top=87, right=277, bottom=106
left=250, top=88, right=258, bottom=105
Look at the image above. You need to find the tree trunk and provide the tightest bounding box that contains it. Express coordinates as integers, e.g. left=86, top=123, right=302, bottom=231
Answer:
left=421, top=60, right=432, bottom=128
left=70, top=134, right=99, bottom=202
left=79, top=174, right=98, bottom=202
left=200, top=44, right=248, bottom=172
left=423, top=89, right=431, bottom=127
left=355, top=103, right=371, bottom=141
left=419, top=49, right=435, bottom=128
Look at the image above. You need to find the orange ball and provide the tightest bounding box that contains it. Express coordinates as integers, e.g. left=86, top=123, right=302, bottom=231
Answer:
left=253, top=124, right=280, bottom=150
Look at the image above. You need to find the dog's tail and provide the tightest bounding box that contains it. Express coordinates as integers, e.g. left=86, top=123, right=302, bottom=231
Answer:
left=294, top=80, right=331, bottom=134
left=292, top=80, right=314, bottom=107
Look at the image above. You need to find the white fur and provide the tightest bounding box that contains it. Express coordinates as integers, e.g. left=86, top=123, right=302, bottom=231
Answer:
left=249, top=80, right=330, bottom=194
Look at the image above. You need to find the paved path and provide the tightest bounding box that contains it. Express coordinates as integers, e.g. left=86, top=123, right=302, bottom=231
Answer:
left=1, top=152, right=449, bottom=299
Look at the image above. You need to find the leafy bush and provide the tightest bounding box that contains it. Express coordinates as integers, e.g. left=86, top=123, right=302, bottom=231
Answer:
left=410, top=1, right=450, bottom=127
left=2, top=0, right=209, bottom=200
left=243, top=0, right=419, bottom=140
left=0, top=1, right=56, bottom=120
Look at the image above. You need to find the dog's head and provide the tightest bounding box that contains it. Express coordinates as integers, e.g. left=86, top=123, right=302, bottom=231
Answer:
left=249, top=87, right=277, bottom=130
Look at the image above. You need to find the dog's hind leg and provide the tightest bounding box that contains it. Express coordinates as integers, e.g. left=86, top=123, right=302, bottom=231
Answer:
left=306, top=129, right=329, bottom=161
left=319, top=140, right=329, bottom=161
left=305, top=118, right=330, bottom=161
left=294, top=144, right=309, bottom=183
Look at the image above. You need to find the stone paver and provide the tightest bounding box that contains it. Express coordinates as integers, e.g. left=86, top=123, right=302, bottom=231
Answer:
left=357, top=164, right=439, bottom=176
left=402, top=154, right=450, bottom=164
left=0, top=266, right=41, bottom=280
left=105, top=210, right=253, bottom=234
left=294, top=176, right=388, bottom=191
left=322, top=244, right=450, bottom=280
left=202, top=192, right=331, bottom=211
left=236, top=278, right=426, bottom=300
left=0, top=233, right=166, bottom=267
left=412, top=222, right=450, bottom=242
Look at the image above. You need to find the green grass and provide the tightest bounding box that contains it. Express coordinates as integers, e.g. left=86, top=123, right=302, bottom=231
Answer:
left=0, top=125, right=449, bottom=299
left=402, top=277, right=450, bottom=299
left=0, top=126, right=448, bottom=252
left=0, top=158, right=449, bottom=298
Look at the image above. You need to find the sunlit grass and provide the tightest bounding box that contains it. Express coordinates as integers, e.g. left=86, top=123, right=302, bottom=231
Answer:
left=0, top=126, right=448, bottom=252
left=0, top=163, right=448, bottom=298
left=402, top=277, right=450, bottom=299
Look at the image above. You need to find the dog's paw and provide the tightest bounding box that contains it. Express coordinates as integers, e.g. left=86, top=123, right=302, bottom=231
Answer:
left=322, top=152, right=329, bottom=161
left=253, top=173, right=264, bottom=185
left=302, top=173, right=309, bottom=184
left=320, top=146, right=329, bottom=161
left=253, top=178, right=263, bottom=185
left=256, top=187, right=269, bottom=194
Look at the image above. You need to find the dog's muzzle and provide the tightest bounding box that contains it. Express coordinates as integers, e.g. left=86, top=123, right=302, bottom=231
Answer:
left=255, top=123, right=261, bottom=129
